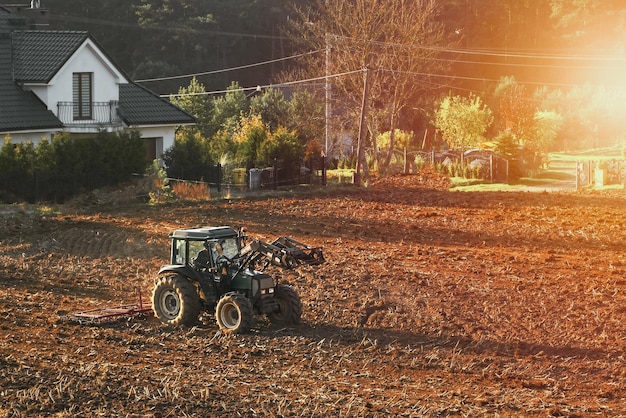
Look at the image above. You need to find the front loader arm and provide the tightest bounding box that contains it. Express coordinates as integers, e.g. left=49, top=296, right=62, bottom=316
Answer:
left=239, top=237, right=325, bottom=271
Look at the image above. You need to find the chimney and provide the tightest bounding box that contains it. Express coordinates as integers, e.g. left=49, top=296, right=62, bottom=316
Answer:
left=2, top=2, right=48, bottom=29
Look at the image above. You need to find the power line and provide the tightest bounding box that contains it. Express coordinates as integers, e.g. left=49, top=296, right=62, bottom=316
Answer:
left=138, top=43, right=624, bottom=93
left=161, top=61, right=617, bottom=100
left=431, top=56, right=626, bottom=71
left=438, top=46, right=626, bottom=62
left=163, top=69, right=364, bottom=98
left=377, top=67, right=607, bottom=89
left=136, top=50, right=323, bottom=83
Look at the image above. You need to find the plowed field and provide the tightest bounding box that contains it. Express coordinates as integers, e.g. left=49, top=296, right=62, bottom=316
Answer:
left=1, top=174, right=626, bottom=417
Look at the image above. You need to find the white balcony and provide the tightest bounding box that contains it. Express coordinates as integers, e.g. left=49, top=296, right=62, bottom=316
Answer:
left=57, top=101, right=123, bottom=132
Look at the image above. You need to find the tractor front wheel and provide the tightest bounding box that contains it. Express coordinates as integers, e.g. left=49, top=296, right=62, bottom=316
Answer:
left=267, top=284, right=302, bottom=326
left=152, top=275, right=201, bottom=326
left=215, top=293, right=253, bottom=334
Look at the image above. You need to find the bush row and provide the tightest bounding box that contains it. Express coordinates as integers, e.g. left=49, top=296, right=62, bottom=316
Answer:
left=0, top=131, right=148, bottom=203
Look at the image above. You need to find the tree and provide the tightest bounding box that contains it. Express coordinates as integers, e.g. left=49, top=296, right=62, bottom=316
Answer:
left=170, top=77, right=212, bottom=124
left=208, top=82, right=249, bottom=162
left=134, top=0, right=217, bottom=77
left=550, top=0, right=626, bottom=49
left=162, top=130, right=213, bottom=181
left=494, top=76, right=536, bottom=145
left=289, top=0, right=455, bottom=175
left=232, top=114, right=269, bottom=169
left=46, top=0, right=145, bottom=71
left=211, top=82, right=248, bottom=134
left=286, top=90, right=325, bottom=146
left=375, top=129, right=414, bottom=168
left=170, top=77, right=213, bottom=140
left=250, top=88, right=290, bottom=132
left=258, top=126, right=304, bottom=183
left=434, top=94, right=493, bottom=149
left=533, top=111, right=563, bottom=154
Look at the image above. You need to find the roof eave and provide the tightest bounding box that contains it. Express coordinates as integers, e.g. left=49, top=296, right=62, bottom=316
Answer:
left=122, top=121, right=196, bottom=128
left=0, top=124, right=62, bottom=133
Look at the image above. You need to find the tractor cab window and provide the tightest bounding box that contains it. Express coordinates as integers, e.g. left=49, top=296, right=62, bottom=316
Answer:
left=221, top=238, right=239, bottom=259
left=188, top=241, right=208, bottom=267
left=210, top=237, right=239, bottom=261
left=173, top=239, right=187, bottom=265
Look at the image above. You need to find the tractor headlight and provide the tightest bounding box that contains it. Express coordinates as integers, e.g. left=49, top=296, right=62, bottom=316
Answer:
left=261, top=288, right=274, bottom=295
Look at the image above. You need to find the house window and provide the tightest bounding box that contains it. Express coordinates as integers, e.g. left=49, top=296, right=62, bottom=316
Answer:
left=72, top=72, right=92, bottom=120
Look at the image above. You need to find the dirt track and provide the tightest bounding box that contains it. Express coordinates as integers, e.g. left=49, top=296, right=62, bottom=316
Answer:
left=1, top=174, right=626, bottom=417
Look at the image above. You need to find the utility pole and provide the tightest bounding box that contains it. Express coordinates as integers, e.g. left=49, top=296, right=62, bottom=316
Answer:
left=324, top=34, right=331, bottom=164
left=354, top=67, right=370, bottom=187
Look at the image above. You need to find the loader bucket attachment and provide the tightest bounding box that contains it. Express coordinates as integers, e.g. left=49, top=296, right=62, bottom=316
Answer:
left=270, top=236, right=325, bottom=267
left=240, top=236, right=325, bottom=270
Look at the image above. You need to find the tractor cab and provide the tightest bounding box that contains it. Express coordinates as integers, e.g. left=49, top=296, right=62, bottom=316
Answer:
left=168, top=226, right=245, bottom=271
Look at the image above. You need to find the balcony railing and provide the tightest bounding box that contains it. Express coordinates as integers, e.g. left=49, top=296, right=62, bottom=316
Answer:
left=57, top=101, right=122, bottom=127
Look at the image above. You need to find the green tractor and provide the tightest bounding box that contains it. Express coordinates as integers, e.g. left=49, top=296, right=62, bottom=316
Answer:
left=151, top=226, right=324, bottom=333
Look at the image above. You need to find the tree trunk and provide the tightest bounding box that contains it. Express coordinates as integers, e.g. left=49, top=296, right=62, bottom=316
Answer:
left=382, top=87, right=400, bottom=171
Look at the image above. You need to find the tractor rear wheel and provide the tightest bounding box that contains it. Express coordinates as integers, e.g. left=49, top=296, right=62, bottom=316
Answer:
left=267, top=284, right=302, bottom=326
left=215, top=293, right=253, bottom=334
left=152, top=275, right=201, bottom=326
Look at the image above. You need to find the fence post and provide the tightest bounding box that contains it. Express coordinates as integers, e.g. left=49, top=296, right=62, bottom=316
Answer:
left=216, top=163, right=221, bottom=194
left=404, top=147, right=408, bottom=174
left=273, top=158, right=278, bottom=190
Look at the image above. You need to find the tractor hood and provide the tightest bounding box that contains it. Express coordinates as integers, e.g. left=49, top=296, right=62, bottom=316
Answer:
left=230, top=268, right=274, bottom=292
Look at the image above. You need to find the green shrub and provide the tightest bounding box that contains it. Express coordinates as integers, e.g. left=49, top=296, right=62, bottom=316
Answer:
left=0, top=131, right=148, bottom=203
left=163, top=130, right=215, bottom=181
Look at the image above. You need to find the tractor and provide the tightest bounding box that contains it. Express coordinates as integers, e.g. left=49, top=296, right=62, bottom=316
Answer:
left=151, top=226, right=324, bottom=333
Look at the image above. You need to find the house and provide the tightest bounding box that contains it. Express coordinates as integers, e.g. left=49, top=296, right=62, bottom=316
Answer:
left=0, top=5, right=195, bottom=162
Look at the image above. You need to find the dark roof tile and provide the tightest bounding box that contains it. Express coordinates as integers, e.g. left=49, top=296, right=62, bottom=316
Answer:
left=0, top=30, right=62, bottom=132
left=119, top=83, right=195, bottom=125
left=0, top=81, right=63, bottom=131
left=12, top=30, right=88, bottom=83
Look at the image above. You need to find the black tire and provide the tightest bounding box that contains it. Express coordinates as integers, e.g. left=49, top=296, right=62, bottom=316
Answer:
left=267, top=284, right=302, bottom=326
left=215, top=293, right=253, bottom=334
left=152, top=275, right=201, bottom=326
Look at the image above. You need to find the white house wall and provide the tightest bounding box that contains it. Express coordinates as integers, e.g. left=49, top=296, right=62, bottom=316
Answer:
left=43, top=39, right=128, bottom=112
left=28, top=84, right=48, bottom=104
left=136, top=125, right=176, bottom=154
left=3, top=131, right=54, bottom=144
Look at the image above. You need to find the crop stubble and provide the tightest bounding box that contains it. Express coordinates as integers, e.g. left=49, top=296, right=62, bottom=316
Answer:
left=1, top=173, right=625, bottom=416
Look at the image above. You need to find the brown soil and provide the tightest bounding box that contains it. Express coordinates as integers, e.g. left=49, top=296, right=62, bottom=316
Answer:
left=1, top=174, right=626, bottom=417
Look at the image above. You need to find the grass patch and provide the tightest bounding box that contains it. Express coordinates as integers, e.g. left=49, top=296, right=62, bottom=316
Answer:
left=549, top=146, right=623, bottom=162
left=0, top=203, right=59, bottom=217
left=532, top=170, right=575, bottom=181
left=450, top=181, right=521, bottom=192
left=171, top=181, right=211, bottom=201
left=326, top=169, right=355, bottom=184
